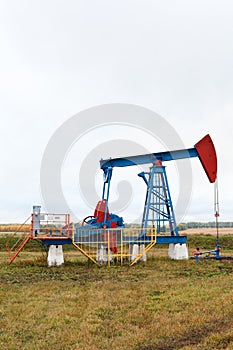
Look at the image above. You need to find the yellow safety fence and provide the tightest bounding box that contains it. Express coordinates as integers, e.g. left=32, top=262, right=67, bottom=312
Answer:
left=72, top=227, right=156, bottom=266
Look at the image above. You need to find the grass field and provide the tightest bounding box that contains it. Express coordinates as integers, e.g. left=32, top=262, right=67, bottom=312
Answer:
left=181, top=227, right=233, bottom=236
left=0, top=234, right=233, bottom=350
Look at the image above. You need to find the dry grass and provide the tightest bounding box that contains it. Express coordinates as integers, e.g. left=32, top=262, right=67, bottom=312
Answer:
left=0, top=240, right=233, bottom=350
left=181, top=227, right=233, bottom=236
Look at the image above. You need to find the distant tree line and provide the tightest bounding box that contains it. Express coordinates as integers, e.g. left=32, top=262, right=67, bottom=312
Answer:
left=124, top=222, right=233, bottom=230
left=177, top=222, right=233, bottom=230
left=1, top=222, right=233, bottom=232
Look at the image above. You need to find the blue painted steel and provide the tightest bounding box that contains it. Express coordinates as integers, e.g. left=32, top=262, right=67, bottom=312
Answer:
left=126, top=235, right=187, bottom=244
left=100, top=148, right=198, bottom=170
left=82, top=213, right=124, bottom=229
left=76, top=143, right=198, bottom=246
left=102, top=168, right=113, bottom=223
left=161, top=166, right=179, bottom=236
left=99, top=147, right=197, bottom=242
left=215, top=238, right=220, bottom=259
left=40, top=234, right=187, bottom=248
left=138, top=172, right=149, bottom=186
left=99, top=147, right=198, bottom=240
left=42, top=239, right=72, bottom=246
left=215, top=245, right=220, bottom=259
left=156, top=236, right=187, bottom=244
left=194, top=243, right=221, bottom=260
left=123, top=235, right=187, bottom=244
left=139, top=165, right=179, bottom=239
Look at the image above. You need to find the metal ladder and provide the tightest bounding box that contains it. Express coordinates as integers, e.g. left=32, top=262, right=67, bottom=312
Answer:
left=6, top=216, right=32, bottom=264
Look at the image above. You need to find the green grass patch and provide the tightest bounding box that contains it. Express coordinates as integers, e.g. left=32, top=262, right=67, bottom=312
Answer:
left=187, top=234, right=233, bottom=250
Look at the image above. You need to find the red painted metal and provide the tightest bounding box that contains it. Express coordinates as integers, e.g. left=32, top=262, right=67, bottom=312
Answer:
left=94, top=199, right=110, bottom=223
left=195, top=134, right=217, bottom=183
left=8, top=233, right=32, bottom=264
left=94, top=200, right=118, bottom=252
left=102, top=231, right=118, bottom=253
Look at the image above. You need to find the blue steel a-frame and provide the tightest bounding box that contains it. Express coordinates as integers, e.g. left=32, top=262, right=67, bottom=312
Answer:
left=139, top=164, right=178, bottom=236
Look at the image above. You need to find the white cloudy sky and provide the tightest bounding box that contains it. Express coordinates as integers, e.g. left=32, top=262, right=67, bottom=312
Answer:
left=0, top=0, right=232, bottom=223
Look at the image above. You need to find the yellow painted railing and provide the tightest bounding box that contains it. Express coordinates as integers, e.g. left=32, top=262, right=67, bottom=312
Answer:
left=73, top=227, right=157, bottom=266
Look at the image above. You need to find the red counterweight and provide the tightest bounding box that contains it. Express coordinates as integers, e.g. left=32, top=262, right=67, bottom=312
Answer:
left=195, top=134, right=217, bottom=183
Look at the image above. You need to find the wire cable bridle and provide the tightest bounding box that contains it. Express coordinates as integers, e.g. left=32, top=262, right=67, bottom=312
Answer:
left=214, top=179, right=220, bottom=241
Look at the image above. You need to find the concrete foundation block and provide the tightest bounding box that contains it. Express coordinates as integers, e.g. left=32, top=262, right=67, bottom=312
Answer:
left=168, top=243, right=188, bottom=260
left=47, top=245, right=64, bottom=266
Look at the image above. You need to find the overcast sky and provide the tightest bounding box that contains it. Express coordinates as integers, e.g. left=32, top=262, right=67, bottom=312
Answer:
left=0, top=0, right=232, bottom=223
